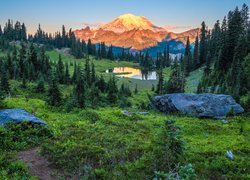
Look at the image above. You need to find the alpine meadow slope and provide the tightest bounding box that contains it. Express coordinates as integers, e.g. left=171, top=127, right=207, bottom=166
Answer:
left=0, top=1, right=250, bottom=180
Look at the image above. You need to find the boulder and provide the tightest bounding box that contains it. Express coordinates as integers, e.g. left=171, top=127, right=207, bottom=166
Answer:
left=151, top=93, right=244, bottom=119
left=0, top=108, right=47, bottom=125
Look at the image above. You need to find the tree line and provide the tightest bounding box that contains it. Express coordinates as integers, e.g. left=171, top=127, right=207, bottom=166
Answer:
left=196, top=4, right=250, bottom=106
left=155, top=3, right=250, bottom=109
left=0, top=42, right=134, bottom=110
left=0, top=20, right=117, bottom=60
left=0, top=19, right=173, bottom=67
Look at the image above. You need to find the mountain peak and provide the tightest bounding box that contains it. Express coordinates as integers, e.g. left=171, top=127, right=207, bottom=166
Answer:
left=118, top=13, right=141, bottom=19
left=100, top=13, right=165, bottom=33
left=74, top=14, right=199, bottom=50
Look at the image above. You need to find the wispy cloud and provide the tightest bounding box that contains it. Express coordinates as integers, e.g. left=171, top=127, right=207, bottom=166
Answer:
left=163, top=25, right=193, bottom=32
left=81, top=22, right=104, bottom=29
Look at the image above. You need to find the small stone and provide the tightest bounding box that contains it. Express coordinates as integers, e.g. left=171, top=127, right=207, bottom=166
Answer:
left=138, top=112, right=149, bottom=115
left=221, top=119, right=229, bottom=124
left=121, top=110, right=132, bottom=117
left=225, top=150, right=234, bottom=160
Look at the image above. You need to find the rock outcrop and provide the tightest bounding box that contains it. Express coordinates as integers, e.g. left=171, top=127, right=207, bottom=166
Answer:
left=151, top=93, right=244, bottom=119
left=0, top=108, right=46, bottom=125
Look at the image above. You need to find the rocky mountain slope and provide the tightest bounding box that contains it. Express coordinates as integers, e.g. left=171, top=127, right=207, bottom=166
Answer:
left=74, top=14, right=199, bottom=51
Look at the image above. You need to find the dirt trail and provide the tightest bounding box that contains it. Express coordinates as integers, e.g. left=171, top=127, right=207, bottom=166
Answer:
left=17, top=147, right=57, bottom=180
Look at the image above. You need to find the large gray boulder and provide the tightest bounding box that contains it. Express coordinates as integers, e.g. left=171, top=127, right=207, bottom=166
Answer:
left=151, top=93, right=244, bottom=119
left=0, top=108, right=46, bottom=125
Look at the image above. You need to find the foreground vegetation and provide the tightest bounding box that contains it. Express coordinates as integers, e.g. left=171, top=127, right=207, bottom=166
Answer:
left=0, top=3, right=249, bottom=179
left=0, top=43, right=249, bottom=179
left=1, top=90, right=250, bottom=179
left=0, top=45, right=249, bottom=179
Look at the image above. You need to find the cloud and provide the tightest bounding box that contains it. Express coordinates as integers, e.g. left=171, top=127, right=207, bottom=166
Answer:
left=81, top=22, right=104, bottom=29
left=163, top=25, right=193, bottom=32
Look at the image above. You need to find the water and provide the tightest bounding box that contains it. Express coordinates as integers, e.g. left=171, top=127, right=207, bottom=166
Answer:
left=106, top=67, right=157, bottom=80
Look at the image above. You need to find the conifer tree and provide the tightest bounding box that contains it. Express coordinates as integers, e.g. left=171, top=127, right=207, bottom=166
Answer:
left=226, top=36, right=247, bottom=98
left=35, top=76, right=45, bottom=93
left=156, top=69, right=164, bottom=94
left=101, top=42, right=106, bottom=58
left=71, top=61, right=77, bottom=83
left=21, top=23, right=27, bottom=41
left=216, top=17, right=228, bottom=72
left=193, top=35, right=199, bottom=70
left=74, top=67, right=85, bottom=108
left=47, top=72, right=62, bottom=106
left=199, top=21, right=207, bottom=66
left=88, top=84, right=100, bottom=107
left=87, top=39, right=92, bottom=55
left=28, top=43, right=38, bottom=72
left=107, top=76, right=118, bottom=104
left=156, top=52, right=162, bottom=69
left=183, top=37, right=192, bottom=75
left=121, top=47, right=125, bottom=61
left=62, top=25, right=67, bottom=47
left=84, top=58, right=91, bottom=86
left=134, top=84, right=138, bottom=94
left=107, top=45, right=114, bottom=60
left=141, top=51, right=151, bottom=69
left=165, top=45, right=171, bottom=67
left=97, top=44, right=101, bottom=59
left=226, top=7, right=243, bottom=68
left=96, top=75, right=106, bottom=93
left=92, top=44, right=96, bottom=56
left=151, top=84, right=155, bottom=92
left=162, top=49, right=166, bottom=68
left=65, top=63, right=70, bottom=85
left=204, top=52, right=212, bottom=75
left=210, top=20, right=221, bottom=58
left=1, top=65, right=10, bottom=94
left=120, top=83, right=125, bottom=94
left=91, top=62, right=96, bottom=83
left=19, top=42, right=27, bottom=78
left=12, top=46, right=18, bottom=79
left=6, top=53, right=13, bottom=79
left=21, top=73, right=27, bottom=88
left=57, top=55, right=65, bottom=84
left=166, top=61, right=185, bottom=93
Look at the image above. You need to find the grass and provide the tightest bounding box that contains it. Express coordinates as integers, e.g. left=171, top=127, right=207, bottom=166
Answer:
left=0, top=50, right=249, bottom=179
left=3, top=96, right=250, bottom=179
left=185, top=67, right=204, bottom=93
left=46, top=50, right=137, bottom=74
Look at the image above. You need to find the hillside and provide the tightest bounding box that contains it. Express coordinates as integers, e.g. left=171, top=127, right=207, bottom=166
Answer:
left=0, top=50, right=249, bottom=179
left=0, top=2, right=250, bottom=180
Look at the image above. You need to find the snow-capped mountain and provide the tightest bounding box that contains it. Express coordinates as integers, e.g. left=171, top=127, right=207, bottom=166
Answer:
left=100, top=13, right=166, bottom=33
left=74, top=14, right=199, bottom=51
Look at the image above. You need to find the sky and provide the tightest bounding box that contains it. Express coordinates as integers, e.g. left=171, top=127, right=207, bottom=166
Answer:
left=0, top=0, right=249, bottom=34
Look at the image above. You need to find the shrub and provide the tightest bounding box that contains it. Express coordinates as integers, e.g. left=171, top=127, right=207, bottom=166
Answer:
left=0, top=122, right=53, bottom=151
left=80, top=110, right=101, bottom=123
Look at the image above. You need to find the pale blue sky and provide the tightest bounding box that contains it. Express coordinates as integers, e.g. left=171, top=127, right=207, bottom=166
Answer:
left=0, top=0, right=248, bottom=34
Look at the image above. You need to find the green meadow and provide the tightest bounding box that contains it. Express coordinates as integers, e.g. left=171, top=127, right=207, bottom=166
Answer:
left=1, top=51, right=249, bottom=179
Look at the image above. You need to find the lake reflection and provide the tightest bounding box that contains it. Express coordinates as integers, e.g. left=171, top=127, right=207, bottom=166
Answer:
left=107, top=67, right=157, bottom=80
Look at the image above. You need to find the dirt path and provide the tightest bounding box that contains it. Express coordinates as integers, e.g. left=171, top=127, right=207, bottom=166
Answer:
left=17, top=147, right=57, bottom=180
